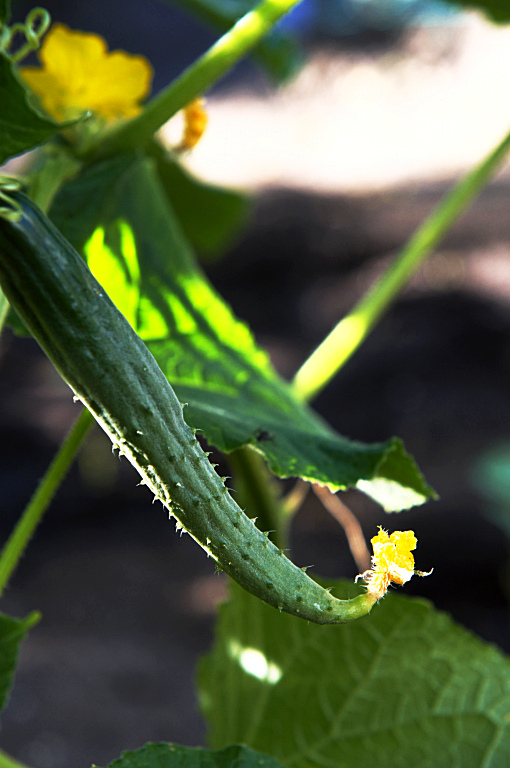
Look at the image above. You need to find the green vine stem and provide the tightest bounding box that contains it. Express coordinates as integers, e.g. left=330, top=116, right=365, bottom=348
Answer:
left=292, top=127, right=510, bottom=402
left=83, top=0, right=303, bottom=160
left=0, top=408, right=93, bottom=597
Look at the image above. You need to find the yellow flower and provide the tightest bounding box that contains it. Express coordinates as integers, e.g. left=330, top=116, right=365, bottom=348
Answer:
left=19, top=23, right=153, bottom=123
left=356, top=527, right=432, bottom=601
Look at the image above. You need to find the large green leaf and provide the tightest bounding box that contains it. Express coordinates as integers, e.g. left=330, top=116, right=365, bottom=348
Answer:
left=199, top=580, right=510, bottom=767
left=0, top=611, right=39, bottom=721
left=162, top=0, right=302, bottom=83
left=98, top=742, right=285, bottom=768
left=0, top=52, right=69, bottom=166
left=149, top=142, right=250, bottom=258
left=48, top=154, right=435, bottom=511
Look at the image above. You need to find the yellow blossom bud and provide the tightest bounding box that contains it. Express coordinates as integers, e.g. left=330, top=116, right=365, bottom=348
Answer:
left=178, top=97, right=208, bottom=152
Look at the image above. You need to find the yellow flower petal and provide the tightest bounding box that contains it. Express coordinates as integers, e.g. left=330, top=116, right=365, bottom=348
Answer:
left=357, top=527, right=430, bottom=600
left=19, top=23, right=153, bottom=123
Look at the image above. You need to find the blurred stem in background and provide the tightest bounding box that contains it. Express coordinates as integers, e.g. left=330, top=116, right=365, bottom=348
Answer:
left=292, top=127, right=510, bottom=402
left=0, top=409, right=94, bottom=597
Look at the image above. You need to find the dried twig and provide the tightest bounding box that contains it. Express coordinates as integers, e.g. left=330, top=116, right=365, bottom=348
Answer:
left=313, top=485, right=371, bottom=573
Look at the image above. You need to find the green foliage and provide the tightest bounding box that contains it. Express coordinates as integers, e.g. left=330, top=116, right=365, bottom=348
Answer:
left=100, top=743, right=285, bottom=768
left=199, top=580, right=510, bottom=767
left=0, top=610, right=39, bottom=721
left=0, top=53, right=68, bottom=166
left=448, top=0, right=510, bottom=22
left=48, top=154, right=434, bottom=512
left=148, top=142, right=250, bottom=258
left=3, top=0, right=510, bottom=762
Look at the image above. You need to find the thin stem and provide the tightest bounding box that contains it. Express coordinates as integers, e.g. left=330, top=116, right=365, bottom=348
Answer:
left=0, top=408, right=94, bottom=597
left=292, top=127, right=510, bottom=402
left=313, top=485, right=370, bottom=573
left=83, top=0, right=303, bottom=160
left=228, top=446, right=287, bottom=549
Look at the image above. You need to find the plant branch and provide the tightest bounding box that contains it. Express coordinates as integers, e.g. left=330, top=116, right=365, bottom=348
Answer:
left=83, top=0, right=303, bottom=160
left=292, top=127, right=510, bottom=402
left=0, top=407, right=94, bottom=597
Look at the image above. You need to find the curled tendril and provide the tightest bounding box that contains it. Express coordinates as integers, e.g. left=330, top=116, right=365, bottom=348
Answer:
left=1, top=7, right=51, bottom=63
left=0, top=179, right=23, bottom=223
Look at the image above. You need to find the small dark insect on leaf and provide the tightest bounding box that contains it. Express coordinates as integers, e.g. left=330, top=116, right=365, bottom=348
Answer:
left=254, top=429, right=273, bottom=442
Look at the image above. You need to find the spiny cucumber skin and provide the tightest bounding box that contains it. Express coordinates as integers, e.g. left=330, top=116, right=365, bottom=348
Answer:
left=0, top=193, right=375, bottom=625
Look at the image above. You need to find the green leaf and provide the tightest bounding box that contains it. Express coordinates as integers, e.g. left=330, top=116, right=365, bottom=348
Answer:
left=0, top=611, right=39, bottom=721
left=149, top=142, right=250, bottom=258
left=0, top=52, right=69, bottom=166
left=162, top=0, right=302, bottom=83
left=446, top=0, right=510, bottom=22
left=48, top=155, right=435, bottom=511
left=199, top=580, right=510, bottom=767
left=97, top=742, right=285, bottom=768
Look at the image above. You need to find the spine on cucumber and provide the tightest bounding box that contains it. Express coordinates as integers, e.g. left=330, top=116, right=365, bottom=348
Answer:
left=0, top=191, right=376, bottom=624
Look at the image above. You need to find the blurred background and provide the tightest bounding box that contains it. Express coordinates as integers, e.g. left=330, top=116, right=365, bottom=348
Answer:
left=3, top=0, right=510, bottom=765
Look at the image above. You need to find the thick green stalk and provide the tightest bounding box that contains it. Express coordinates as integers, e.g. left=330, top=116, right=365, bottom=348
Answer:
left=0, top=408, right=93, bottom=597
left=292, top=127, right=510, bottom=402
left=83, top=0, right=303, bottom=160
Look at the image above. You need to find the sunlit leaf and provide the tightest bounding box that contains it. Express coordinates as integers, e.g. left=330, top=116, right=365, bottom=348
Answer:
left=199, top=580, right=510, bottom=767
left=98, top=742, right=285, bottom=768
left=0, top=611, right=39, bottom=722
left=49, top=155, right=435, bottom=511
left=0, top=52, right=72, bottom=166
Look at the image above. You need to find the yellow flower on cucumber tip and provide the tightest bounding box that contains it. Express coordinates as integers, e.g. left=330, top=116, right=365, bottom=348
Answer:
left=356, top=527, right=432, bottom=601
left=19, top=23, right=153, bottom=123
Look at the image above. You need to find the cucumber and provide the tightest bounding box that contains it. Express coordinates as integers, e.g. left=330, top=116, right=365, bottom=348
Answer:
left=0, top=191, right=376, bottom=624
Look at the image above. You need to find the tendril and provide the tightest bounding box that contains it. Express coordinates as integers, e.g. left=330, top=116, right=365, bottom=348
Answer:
left=2, top=7, right=51, bottom=63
